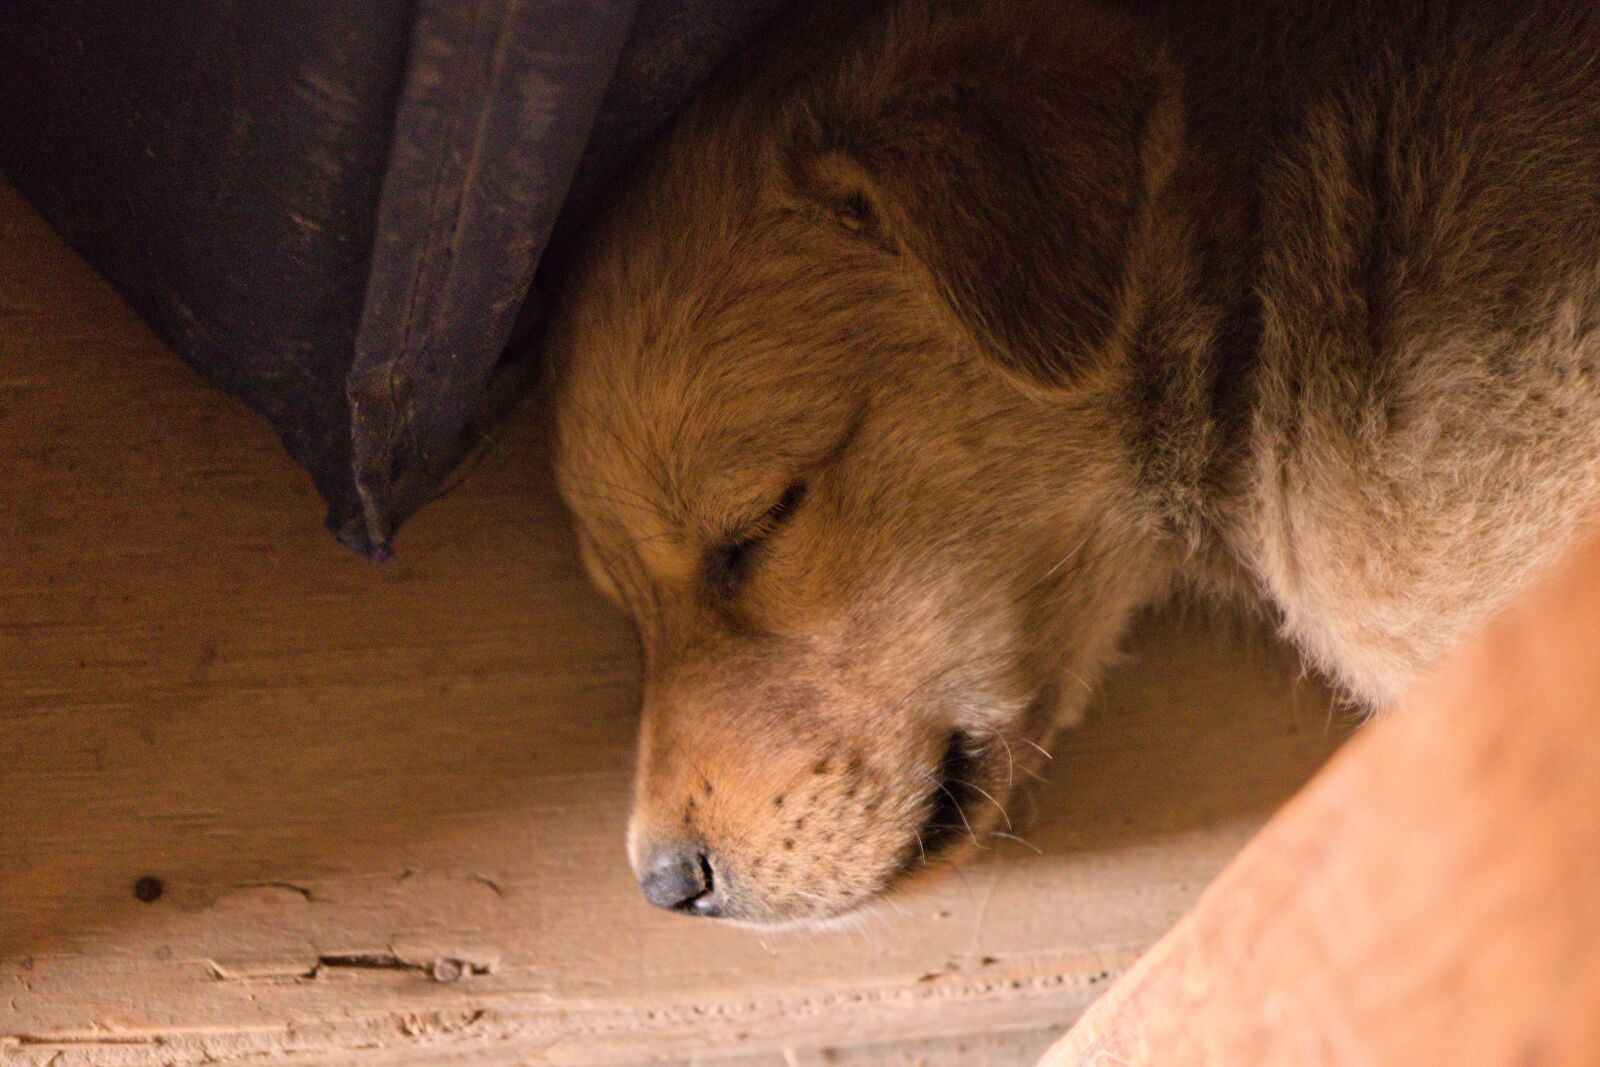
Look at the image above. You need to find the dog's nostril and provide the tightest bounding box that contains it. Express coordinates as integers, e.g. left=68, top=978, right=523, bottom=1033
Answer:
left=639, top=845, right=722, bottom=917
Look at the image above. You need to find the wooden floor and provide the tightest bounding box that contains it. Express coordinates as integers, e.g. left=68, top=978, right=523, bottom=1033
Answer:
left=0, top=178, right=1352, bottom=1066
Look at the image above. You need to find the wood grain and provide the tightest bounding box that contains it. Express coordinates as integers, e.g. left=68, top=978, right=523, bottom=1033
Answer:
left=1041, top=532, right=1600, bottom=1066
left=0, top=178, right=1349, bottom=1065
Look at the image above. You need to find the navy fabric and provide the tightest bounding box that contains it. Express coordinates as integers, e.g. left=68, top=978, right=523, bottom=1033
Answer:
left=0, top=1, right=792, bottom=556
left=0, top=2, right=413, bottom=529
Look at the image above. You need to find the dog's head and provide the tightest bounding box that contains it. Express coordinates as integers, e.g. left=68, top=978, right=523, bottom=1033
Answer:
left=550, top=1, right=1184, bottom=925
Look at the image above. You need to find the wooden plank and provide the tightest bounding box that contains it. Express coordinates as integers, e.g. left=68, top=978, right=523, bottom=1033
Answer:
left=1040, top=532, right=1600, bottom=1066
left=0, top=177, right=1349, bottom=1065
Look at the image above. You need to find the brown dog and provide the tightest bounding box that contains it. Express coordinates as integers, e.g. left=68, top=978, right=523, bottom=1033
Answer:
left=548, top=0, right=1600, bottom=926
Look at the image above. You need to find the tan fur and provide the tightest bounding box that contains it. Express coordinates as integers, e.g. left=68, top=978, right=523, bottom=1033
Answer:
left=548, top=0, right=1600, bottom=924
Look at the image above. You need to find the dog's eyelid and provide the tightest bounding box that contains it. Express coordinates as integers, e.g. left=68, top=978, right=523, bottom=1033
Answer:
left=727, top=479, right=808, bottom=544
left=763, top=479, right=808, bottom=526
left=704, top=480, right=808, bottom=599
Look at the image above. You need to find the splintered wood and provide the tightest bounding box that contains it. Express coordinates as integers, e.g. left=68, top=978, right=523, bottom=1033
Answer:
left=0, top=180, right=1348, bottom=1065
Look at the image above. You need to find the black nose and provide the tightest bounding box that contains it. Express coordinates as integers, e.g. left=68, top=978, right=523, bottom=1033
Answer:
left=639, top=846, right=721, bottom=916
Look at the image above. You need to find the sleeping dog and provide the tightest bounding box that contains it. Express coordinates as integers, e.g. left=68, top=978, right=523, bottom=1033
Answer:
left=548, top=0, right=1600, bottom=926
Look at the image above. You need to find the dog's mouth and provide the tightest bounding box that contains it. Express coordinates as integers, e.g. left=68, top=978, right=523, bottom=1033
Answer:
left=923, top=729, right=983, bottom=854
left=891, top=728, right=989, bottom=880
left=897, top=686, right=1059, bottom=883
left=711, top=730, right=999, bottom=929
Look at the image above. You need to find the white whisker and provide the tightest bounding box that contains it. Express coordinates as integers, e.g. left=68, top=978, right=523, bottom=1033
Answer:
left=1014, top=734, right=1054, bottom=761
left=953, top=777, right=1013, bottom=832
left=984, top=830, right=1043, bottom=855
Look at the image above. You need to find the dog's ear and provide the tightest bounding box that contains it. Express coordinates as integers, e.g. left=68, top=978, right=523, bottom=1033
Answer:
left=789, top=15, right=1169, bottom=393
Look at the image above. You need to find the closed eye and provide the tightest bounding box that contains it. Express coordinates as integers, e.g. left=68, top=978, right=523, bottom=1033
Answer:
left=704, top=481, right=808, bottom=599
